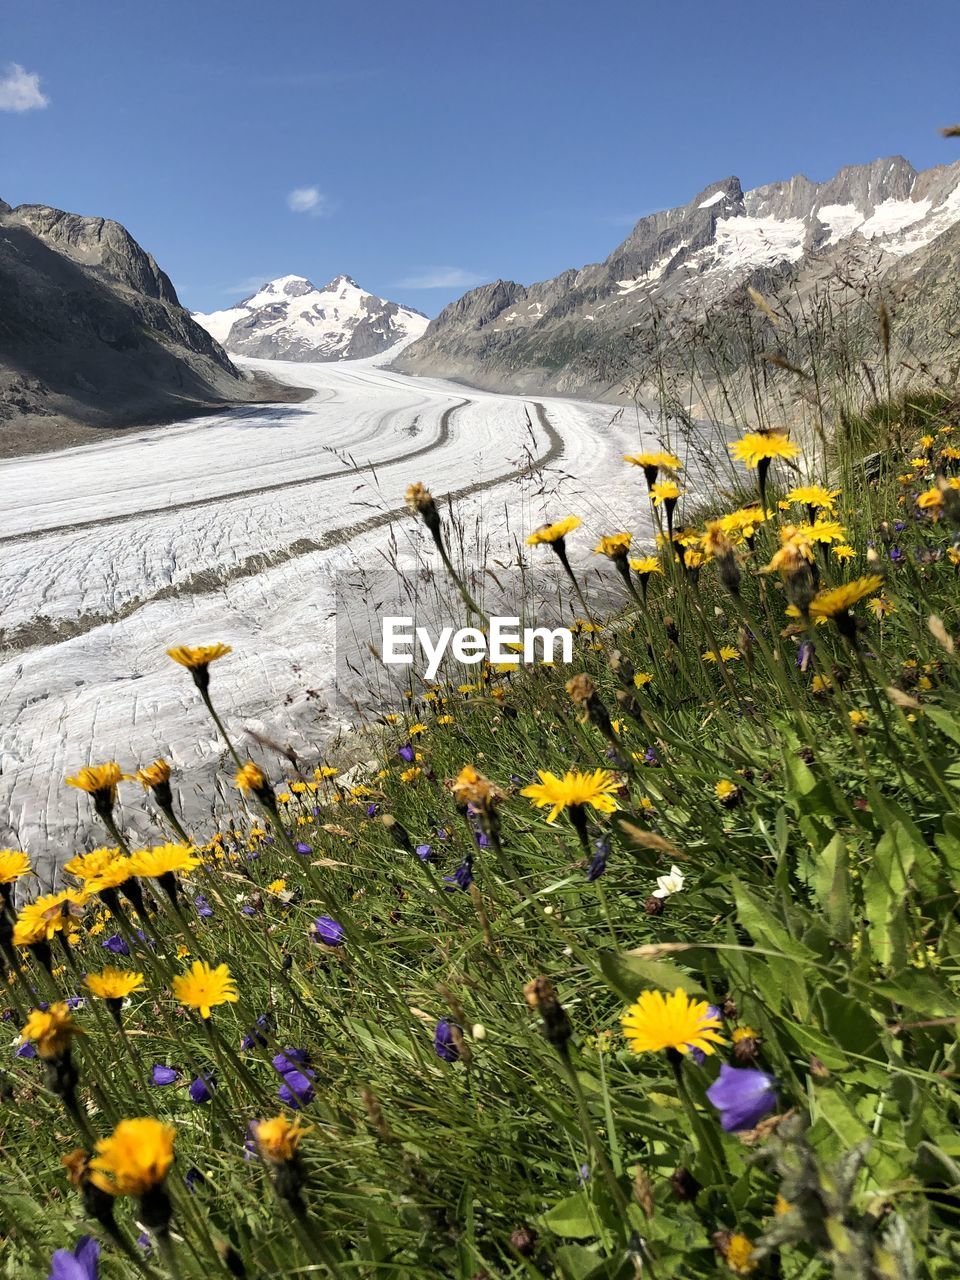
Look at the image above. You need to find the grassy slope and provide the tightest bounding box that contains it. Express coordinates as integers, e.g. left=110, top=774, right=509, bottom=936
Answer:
left=2, top=344, right=960, bottom=1280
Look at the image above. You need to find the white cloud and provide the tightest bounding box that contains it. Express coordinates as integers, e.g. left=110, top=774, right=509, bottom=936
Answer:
left=397, top=267, right=486, bottom=289
left=287, top=186, right=331, bottom=216
left=0, top=63, right=49, bottom=112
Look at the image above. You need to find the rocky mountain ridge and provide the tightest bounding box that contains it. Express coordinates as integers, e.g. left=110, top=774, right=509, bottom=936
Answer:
left=0, top=199, right=295, bottom=456
left=194, top=274, right=428, bottom=362
left=392, top=155, right=960, bottom=398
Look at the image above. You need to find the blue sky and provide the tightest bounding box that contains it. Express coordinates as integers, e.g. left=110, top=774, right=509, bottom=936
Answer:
left=3, top=0, right=958, bottom=316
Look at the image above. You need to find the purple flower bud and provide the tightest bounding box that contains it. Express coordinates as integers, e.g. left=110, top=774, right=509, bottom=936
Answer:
left=398, top=743, right=416, bottom=763
left=184, top=1167, right=204, bottom=1192
left=433, top=1019, right=460, bottom=1062
left=366, top=803, right=378, bottom=818
left=295, top=841, right=312, bottom=855
left=102, top=934, right=130, bottom=956
left=706, top=1064, right=777, bottom=1131
left=443, top=858, right=473, bottom=891
left=313, top=915, right=345, bottom=946
left=193, top=894, right=213, bottom=918
left=415, top=843, right=432, bottom=862
left=16, top=1041, right=36, bottom=1059
left=151, top=1064, right=178, bottom=1086
left=189, top=1074, right=214, bottom=1104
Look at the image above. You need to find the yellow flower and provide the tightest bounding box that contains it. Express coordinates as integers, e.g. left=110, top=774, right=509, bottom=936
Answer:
left=650, top=480, right=681, bottom=506
left=65, top=762, right=126, bottom=799
left=235, top=761, right=269, bottom=794
left=785, top=484, right=839, bottom=511
left=166, top=643, right=231, bottom=670
left=172, top=960, right=238, bottom=1019
left=85, top=968, right=145, bottom=1001
left=715, top=779, right=739, bottom=801
left=718, top=506, right=771, bottom=542
left=64, top=847, right=121, bottom=884
left=703, top=647, right=740, bottom=663
left=127, top=843, right=200, bottom=880
left=0, top=849, right=30, bottom=885
left=683, top=548, right=706, bottom=570
left=408, top=722, right=427, bottom=736
left=700, top=520, right=735, bottom=558
left=629, top=556, right=662, bottom=576
left=90, top=1118, right=175, bottom=1197
left=21, top=1002, right=80, bottom=1060
left=774, top=1194, right=793, bottom=1216
left=623, top=450, right=682, bottom=476
left=764, top=525, right=815, bottom=575
left=13, top=890, right=87, bottom=946
left=832, top=544, right=856, bottom=560
left=520, top=769, right=619, bottom=822
left=526, top=516, right=581, bottom=546
left=633, top=671, right=653, bottom=688
left=594, top=532, right=633, bottom=558
left=795, top=517, right=846, bottom=545
left=437, top=713, right=454, bottom=725
left=253, top=1115, right=311, bottom=1164
left=450, top=764, right=504, bottom=810
left=267, top=878, right=287, bottom=895
left=732, top=1025, right=760, bottom=1045
left=135, top=759, right=171, bottom=789
left=917, top=487, right=944, bottom=513
left=86, top=857, right=134, bottom=893
left=724, top=1233, right=758, bottom=1274
left=848, top=710, right=869, bottom=728
left=316, top=765, right=339, bottom=779
left=729, top=431, right=800, bottom=468
left=808, top=575, right=885, bottom=620
left=867, top=595, right=895, bottom=620
left=400, top=766, right=422, bottom=783
left=621, top=988, right=725, bottom=1056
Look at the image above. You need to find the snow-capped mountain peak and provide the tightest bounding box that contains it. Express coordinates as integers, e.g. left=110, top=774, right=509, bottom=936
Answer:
left=194, top=275, right=428, bottom=363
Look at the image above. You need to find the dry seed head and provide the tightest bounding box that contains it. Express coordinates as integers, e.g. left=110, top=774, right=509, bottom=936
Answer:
left=927, top=614, right=955, bottom=654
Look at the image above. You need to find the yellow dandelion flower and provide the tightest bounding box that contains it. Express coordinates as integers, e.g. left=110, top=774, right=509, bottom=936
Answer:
left=21, top=1002, right=81, bottom=1059
left=267, top=878, right=287, bottom=895
left=621, top=988, right=725, bottom=1056
left=867, top=595, right=895, bottom=619
left=526, top=516, right=581, bottom=546
left=13, top=890, right=88, bottom=946
left=0, top=849, right=30, bottom=885
left=808, top=575, right=885, bottom=620
left=400, top=766, right=422, bottom=783
left=135, top=759, right=171, bottom=789
left=629, top=555, right=662, bottom=576
left=703, top=646, right=740, bottom=663
left=650, top=480, right=682, bottom=506
left=917, top=487, right=944, bottom=514
left=63, top=847, right=121, bottom=885
left=594, top=532, right=633, bottom=558
left=785, top=485, right=839, bottom=511
left=795, top=517, right=846, bottom=545
left=724, top=1233, right=758, bottom=1275
left=715, top=779, right=739, bottom=801
left=235, top=761, right=269, bottom=795
left=832, top=544, right=855, bottom=560
left=65, top=762, right=126, bottom=800
left=127, top=843, right=200, bottom=880
left=172, top=960, right=238, bottom=1019
left=633, top=671, right=653, bottom=688
left=718, top=506, right=771, bottom=542
left=85, top=968, right=145, bottom=1001
left=729, top=431, right=800, bottom=468
left=90, top=1118, right=175, bottom=1197
left=520, top=769, right=619, bottom=822
left=848, top=709, right=869, bottom=728
left=623, top=450, right=682, bottom=476
left=253, top=1115, right=311, bottom=1164
left=166, top=643, right=231, bottom=671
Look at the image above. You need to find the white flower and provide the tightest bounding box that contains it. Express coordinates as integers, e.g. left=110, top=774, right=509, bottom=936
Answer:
left=652, top=865, right=685, bottom=899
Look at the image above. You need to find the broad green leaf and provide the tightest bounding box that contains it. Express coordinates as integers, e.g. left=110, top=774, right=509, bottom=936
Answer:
left=599, top=950, right=705, bottom=1000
